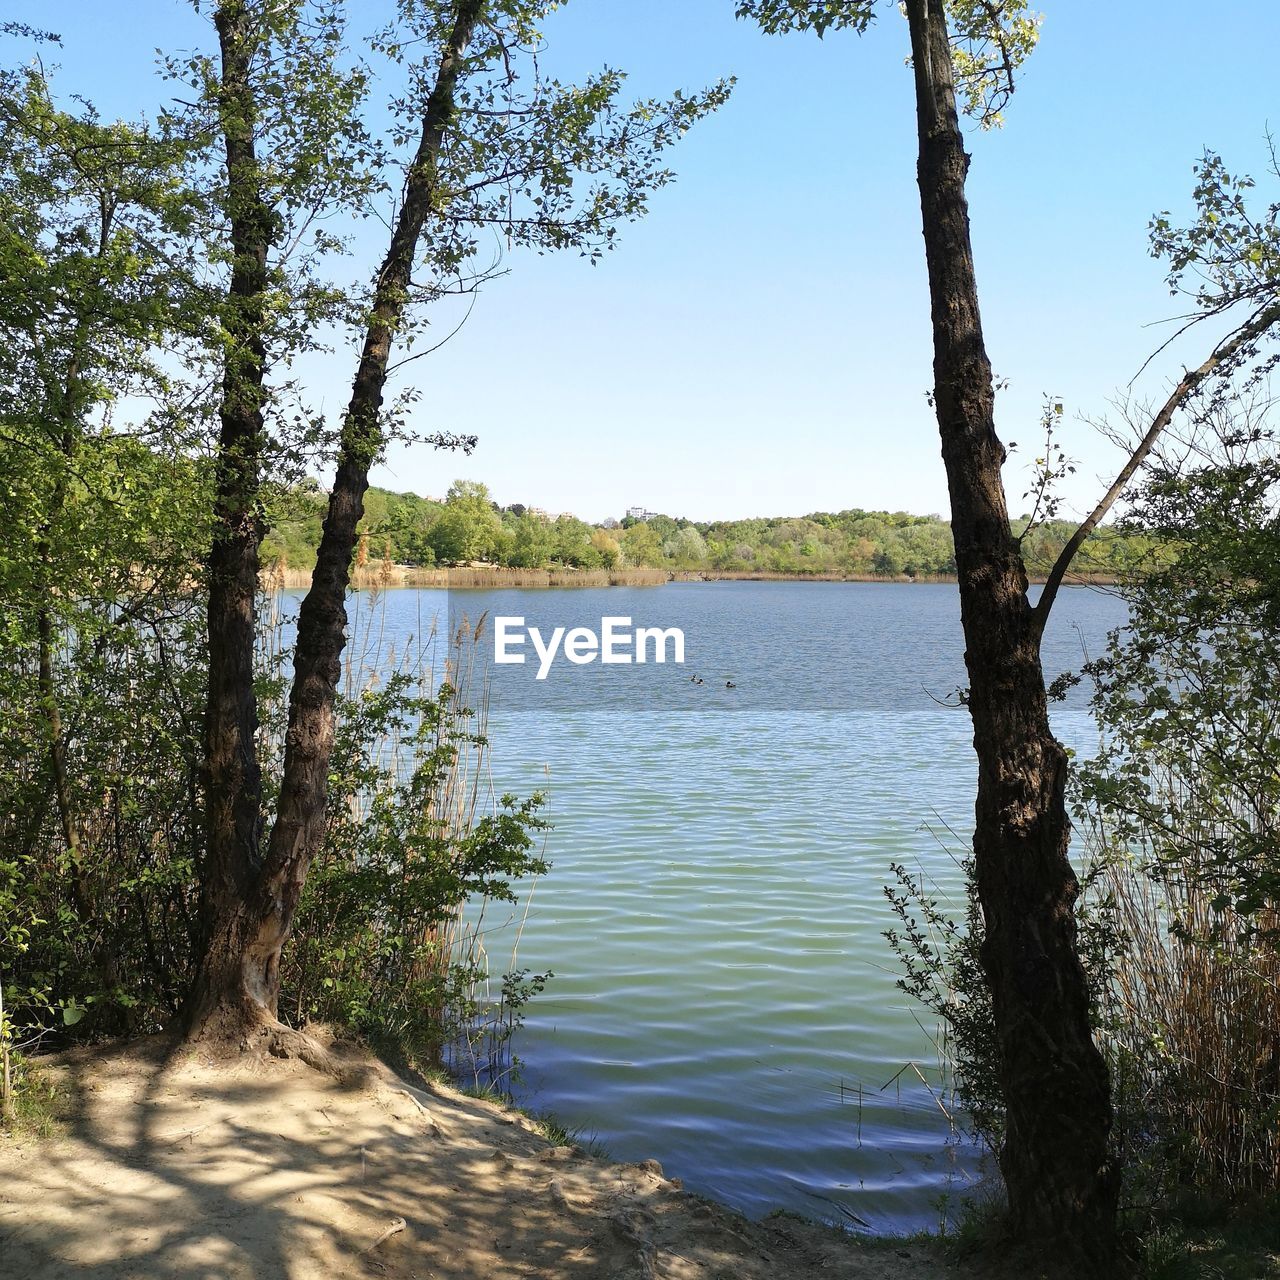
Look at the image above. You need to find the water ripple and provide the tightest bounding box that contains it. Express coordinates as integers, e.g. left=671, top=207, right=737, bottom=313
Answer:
left=351, top=582, right=1127, bottom=1232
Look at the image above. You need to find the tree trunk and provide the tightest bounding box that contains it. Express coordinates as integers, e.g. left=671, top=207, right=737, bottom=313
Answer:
left=185, top=0, right=273, bottom=1042
left=0, top=981, right=12, bottom=1127
left=37, top=264, right=116, bottom=989
left=37, top=607, right=92, bottom=925
left=36, top=404, right=93, bottom=929
left=903, top=1, right=1117, bottom=1267
left=185, top=0, right=486, bottom=1043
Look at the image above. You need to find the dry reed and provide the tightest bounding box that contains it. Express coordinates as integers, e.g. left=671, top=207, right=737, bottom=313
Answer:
left=1086, top=817, right=1280, bottom=1200
left=269, top=564, right=669, bottom=590
left=265, top=584, right=545, bottom=1089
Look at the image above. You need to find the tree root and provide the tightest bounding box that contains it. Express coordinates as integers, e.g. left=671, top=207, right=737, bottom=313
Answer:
left=257, top=1022, right=347, bottom=1078
left=185, top=1006, right=352, bottom=1081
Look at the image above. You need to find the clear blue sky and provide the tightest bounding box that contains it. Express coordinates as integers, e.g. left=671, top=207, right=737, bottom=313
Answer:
left=11, top=1, right=1279, bottom=523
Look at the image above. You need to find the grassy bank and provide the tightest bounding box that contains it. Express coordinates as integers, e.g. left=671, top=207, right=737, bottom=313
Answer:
left=270, top=565, right=1124, bottom=589
left=671, top=569, right=1123, bottom=585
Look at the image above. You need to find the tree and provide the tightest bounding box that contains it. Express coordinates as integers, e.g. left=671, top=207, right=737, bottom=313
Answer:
left=620, top=520, right=664, bottom=568
left=428, top=504, right=497, bottom=564
left=503, top=510, right=553, bottom=567
left=739, top=1, right=1280, bottom=1266
left=185, top=0, right=728, bottom=1044
left=550, top=515, right=604, bottom=567
left=424, top=480, right=503, bottom=563
left=0, top=47, right=212, bottom=1040
left=871, top=539, right=906, bottom=577
left=184, top=0, right=378, bottom=1050
left=663, top=525, right=708, bottom=568
left=590, top=528, right=620, bottom=569
left=1081, top=400, right=1280, bottom=931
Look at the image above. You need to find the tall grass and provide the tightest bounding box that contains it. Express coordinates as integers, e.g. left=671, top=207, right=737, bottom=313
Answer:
left=267, top=585, right=550, bottom=1093
left=272, top=564, right=669, bottom=589
left=1081, top=811, right=1280, bottom=1204
left=886, top=805, right=1280, bottom=1220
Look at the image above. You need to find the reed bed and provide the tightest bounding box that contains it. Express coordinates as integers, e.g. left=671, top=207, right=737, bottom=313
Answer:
left=268, top=561, right=1123, bottom=589
left=270, top=563, right=669, bottom=590
left=268, top=584, right=548, bottom=1093
left=1089, top=834, right=1280, bottom=1201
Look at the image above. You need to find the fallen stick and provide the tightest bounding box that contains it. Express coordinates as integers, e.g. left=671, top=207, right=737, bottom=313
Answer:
left=359, top=1216, right=407, bottom=1255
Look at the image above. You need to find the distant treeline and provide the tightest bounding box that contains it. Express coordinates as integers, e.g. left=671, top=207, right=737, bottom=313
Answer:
left=263, top=478, right=1158, bottom=578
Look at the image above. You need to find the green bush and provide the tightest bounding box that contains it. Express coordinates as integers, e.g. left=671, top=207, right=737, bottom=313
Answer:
left=282, top=670, right=549, bottom=1080
left=1, top=592, right=550, bottom=1096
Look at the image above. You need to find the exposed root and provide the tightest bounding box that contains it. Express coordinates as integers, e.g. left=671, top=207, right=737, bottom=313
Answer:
left=609, top=1208, right=659, bottom=1280
left=257, top=1022, right=347, bottom=1078
left=184, top=1005, right=351, bottom=1080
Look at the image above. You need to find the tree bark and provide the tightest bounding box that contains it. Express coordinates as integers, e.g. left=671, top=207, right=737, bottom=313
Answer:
left=185, top=0, right=486, bottom=1043
left=185, top=0, right=273, bottom=1042
left=903, top=1, right=1117, bottom=1267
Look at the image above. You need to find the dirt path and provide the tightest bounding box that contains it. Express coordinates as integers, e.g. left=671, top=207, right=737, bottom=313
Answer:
left=0, top=1035, right=970, bottom=1279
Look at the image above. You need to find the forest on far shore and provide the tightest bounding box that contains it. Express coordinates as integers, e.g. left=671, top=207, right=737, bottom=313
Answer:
left=264, top=477, right=1154, bottom=578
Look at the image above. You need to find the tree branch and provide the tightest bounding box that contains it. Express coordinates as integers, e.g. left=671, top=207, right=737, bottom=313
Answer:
left=1033, top=301, right=1280, bottom=632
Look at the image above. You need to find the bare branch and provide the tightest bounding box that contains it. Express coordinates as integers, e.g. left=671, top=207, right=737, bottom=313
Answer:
left=1034, top=302, right=1280, bottom=632
left=384, top=290, right=480, bottom=374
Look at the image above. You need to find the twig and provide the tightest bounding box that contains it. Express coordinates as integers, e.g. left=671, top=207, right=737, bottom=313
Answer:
left=1035, top=301, right=1280, bottom=632
left=359, top=1216, right=407, bottom=1255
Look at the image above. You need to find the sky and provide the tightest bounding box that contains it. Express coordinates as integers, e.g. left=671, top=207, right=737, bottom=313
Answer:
left=10, top=1, right=1280, bottom=524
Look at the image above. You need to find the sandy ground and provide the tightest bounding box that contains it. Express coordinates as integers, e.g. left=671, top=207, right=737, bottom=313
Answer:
left=0, top=1034, right=971, bottom=1280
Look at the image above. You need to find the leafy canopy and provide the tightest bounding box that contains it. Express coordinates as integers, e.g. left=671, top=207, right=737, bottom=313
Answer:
left=1149, top=147, right=1280, bottom=395
left=735, top=0, right=1042, bottom=126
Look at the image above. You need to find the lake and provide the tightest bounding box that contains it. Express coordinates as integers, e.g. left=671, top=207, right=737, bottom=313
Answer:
left=331, top=580, right=1129, bottom=1234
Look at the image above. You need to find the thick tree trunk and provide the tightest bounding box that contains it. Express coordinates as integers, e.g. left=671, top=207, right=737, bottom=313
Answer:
left=903, top=1, right=1117, bottom=1267
left=186, top=0, right=486, bottom=1042
left=186, top=0, right=273, bottom=1041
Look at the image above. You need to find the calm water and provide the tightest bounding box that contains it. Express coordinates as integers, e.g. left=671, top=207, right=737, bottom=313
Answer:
left=332, top=581, right=1128, bottom=1233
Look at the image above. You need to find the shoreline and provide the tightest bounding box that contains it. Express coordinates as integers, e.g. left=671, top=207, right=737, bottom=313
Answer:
left=1, top=1034, right=978, bottom=1279
left=271, top=565, right=1124, bottom=590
